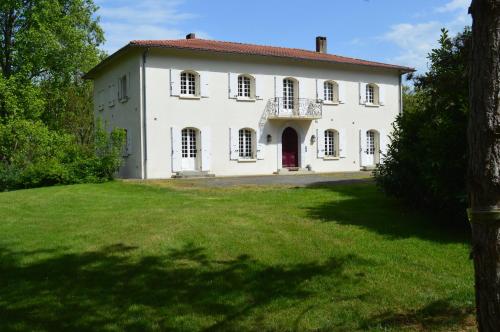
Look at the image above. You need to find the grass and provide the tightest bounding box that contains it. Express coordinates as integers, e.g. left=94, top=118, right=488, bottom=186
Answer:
left=0, top=180, right=475, bottom=331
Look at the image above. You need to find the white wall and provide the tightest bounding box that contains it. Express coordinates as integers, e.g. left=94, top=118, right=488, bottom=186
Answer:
left=142, top=49, right=401, bottom=178
left=92, top=52, right=143, bottom=178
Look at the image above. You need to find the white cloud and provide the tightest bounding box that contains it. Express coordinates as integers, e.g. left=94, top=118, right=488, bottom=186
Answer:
left=435, top=0, right=470, bottom=13
left=95, top=0, right=209, bottom=53
left=381, top=1, right=471, bottom=74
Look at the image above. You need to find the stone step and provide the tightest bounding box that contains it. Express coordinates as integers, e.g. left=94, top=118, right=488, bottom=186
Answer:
left=274, top=168, right=315, bottom=175
left=172, top=171, right=215, bottom=178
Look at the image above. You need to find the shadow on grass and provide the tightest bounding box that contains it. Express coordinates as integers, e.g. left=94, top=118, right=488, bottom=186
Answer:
left=0, top=242, right=368, bottom=331
left=304, top=182, right=470, bottom=244
left=363, top=299, right=476, bottom=331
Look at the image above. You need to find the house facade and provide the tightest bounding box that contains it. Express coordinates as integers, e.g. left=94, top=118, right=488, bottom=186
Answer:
left=85, top=34, right=413, bottom=179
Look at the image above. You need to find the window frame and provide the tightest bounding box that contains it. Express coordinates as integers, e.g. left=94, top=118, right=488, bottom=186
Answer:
left=324, top=129, right=339, bottom=158
left=283, top=78, right=297, bottom=110
left=118, top=75, right=129, bottom=102
left=365, top=83, right=379, bottom=106
left=180, top=71, right=199, bottom=97
left=237, top=74, right=255, bottom=100
left=323, top=80, right=339, bottom=104
left=238, top=128, right=256, bottom=160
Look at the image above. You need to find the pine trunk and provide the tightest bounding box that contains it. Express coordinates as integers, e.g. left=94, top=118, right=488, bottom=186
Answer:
left=467, top=0, right=500, bottom=331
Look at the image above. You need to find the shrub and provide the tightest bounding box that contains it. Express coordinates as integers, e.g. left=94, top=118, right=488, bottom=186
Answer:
left=0, top=119, right=125, bottom=191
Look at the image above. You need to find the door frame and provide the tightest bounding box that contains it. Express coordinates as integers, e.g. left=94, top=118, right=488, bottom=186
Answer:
left=277, top=123, right=305, bottom=170
left=181, top=127, right=200, bottom=171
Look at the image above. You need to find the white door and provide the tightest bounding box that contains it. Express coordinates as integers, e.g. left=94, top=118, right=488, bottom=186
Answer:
left=366, top=130, right=375, bottom=166
left=181, top=128, right=198, bottom=170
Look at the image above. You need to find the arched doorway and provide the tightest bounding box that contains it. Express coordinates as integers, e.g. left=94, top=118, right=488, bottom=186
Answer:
left=282, top=127, right=299, bottom=168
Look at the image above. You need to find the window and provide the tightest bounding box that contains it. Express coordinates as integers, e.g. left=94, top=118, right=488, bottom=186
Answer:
left=182, top=128, right=197, bottom=158
left=118, top=75, right=128, bottom=102
left=283, top=78, right=295, bottom=110
left=238, top=75, right=251, bottom=97
left=324, top=130, right=338, bottom=157
left=238, top=129, right=254, bottom=159
left=180, top=71, right=197, bottom=96
left=323, top=81, right=339, bottom=103
left=366, top=84, right=374, bottom=104
left=365, top=83, right=380, bottom=105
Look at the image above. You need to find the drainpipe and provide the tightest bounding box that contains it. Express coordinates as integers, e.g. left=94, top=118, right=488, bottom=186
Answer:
left=399, top=72, right=403, bottom=115
left=141, top=49, right=149, bottom=179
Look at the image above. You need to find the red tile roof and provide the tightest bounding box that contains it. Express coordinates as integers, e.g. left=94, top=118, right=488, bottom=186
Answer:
left=85, top=38, right=414, bottom=78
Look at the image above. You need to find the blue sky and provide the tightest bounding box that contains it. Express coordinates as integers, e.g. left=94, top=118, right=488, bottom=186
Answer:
left=95, top=0, right=471, bottom=75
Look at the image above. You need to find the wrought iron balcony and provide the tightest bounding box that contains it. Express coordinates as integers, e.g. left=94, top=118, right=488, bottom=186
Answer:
left=266, top=97, right=322, bottom=120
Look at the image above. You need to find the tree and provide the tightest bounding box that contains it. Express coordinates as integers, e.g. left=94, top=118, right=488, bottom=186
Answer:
left=0, top=0, right=104, bottom=126
left=467, top=0, right=500, bottom=330
left=374, top=28, right=471, bottom=224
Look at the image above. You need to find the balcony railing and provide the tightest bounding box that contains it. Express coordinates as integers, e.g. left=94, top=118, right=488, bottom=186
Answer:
left=266, top=97, right=322, bottom=120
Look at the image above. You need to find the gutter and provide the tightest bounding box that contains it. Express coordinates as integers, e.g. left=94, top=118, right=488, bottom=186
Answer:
left=141, top=49, right=149, bottom=179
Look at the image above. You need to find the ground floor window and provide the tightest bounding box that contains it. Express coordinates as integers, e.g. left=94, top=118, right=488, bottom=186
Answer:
left=324, top=130, right=338, bottom=157
left=239, top=128, right=254, bottom=158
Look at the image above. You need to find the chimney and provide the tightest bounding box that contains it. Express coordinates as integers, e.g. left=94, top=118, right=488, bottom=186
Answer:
left=186, top=33, right=196, bottom=39
left=316, top=36, right=327, bottom=53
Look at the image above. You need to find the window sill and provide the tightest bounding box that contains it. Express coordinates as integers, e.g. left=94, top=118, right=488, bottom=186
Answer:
left=323, top=101, right=340, bottom=106
left=179, top=94, right=201, bottom=100
left=324, top=156, right=340, bottom=160
left=365, top=103, right=380, bottom=108
left=238, top=158, right=257, bottom=163
left=236, top=96, right=256, bottom=102
left=119, top=97, right=129, bottom=103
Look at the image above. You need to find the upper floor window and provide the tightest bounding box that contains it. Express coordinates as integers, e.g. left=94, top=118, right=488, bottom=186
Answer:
left=324, top=129, right=339, bottom=157
left=180, top=71, right=197, bottom=96
left=238, top=75, right=252, bottom=98
left=323, top=81, right=339, bottom=103
left=365, top=83, right=379, bottom=105
left=118, top=75, right=128, bottom=102
left=239, top=128, right=255, bottom=159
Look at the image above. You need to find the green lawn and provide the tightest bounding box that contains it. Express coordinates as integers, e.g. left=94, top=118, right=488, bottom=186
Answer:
left=0, top=180, right=475, bottom=331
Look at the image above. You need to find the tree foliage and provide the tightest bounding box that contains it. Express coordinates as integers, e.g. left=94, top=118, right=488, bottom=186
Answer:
left=0, top=0, right=124, bottom=190
left=375, top=28, right=471, bottom=223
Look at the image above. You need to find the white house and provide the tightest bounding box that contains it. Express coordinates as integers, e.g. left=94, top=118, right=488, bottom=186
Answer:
left=84, top=34, right=413, bottom=179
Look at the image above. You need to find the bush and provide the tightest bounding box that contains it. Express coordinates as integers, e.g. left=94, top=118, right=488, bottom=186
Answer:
left=0, top=119, right=125, bottom=191
left=374, top=28, right=470, bottom=224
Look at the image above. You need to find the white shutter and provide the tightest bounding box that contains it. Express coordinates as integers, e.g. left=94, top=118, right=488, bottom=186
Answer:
left=378, top=85, right=385, bottom=105
left=298, top=78, right=306, bottom=99
left=254, top=75, right=264, bottom=100
left=170, top=69, right=181, bottom=96
left=229, top=73, right=238, bottom=98
left=229, top=127, right=239, bottom=160
left=359, top=82, right=367, bottom=105
left=201, top=127, right=211, bottom=171
left=338, top=81, right=346, bottom=104
left=360, top=129, right=368, bottom=166
left=379, top=130, right=389, bottom=163
left=108, top=84, right=115, bottom=106
left=171, top=126, right=182, bottom=172
left=316, top=79, right=325, bottom=101
left=200, top=71, right=209, bottom=97
left=274, top=76, right=284, bottom=98
left=256, top=129, right=264, bottom=160
left=317, top=128, right=325, bottom=158
left=301, top=139, right=307, bottom=167
left=339, top=128, right=347, bottom=158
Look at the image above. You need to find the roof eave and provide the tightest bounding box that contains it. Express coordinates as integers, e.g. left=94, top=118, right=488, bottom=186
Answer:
left=84, top=43, right=415, bottom=79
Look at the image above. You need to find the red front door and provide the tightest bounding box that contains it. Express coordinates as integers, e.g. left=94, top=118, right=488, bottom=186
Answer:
left=282, top=127, right=299, bottom=168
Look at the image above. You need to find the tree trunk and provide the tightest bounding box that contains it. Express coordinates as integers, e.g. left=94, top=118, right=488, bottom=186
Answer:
left=468, top=0, right=500, bottom=331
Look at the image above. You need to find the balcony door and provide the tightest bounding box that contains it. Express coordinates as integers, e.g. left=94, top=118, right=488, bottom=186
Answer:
left=283, top=79, right=295, bottom=111
left=181, top=128, right=199, bottom=171
left=282, top=127, right=299, bottom=168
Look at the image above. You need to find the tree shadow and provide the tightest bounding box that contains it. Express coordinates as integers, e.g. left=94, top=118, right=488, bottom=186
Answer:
left=362, top=299, right=476, bottom=331
left=304, top=182, right=470, bottom=244
left=0, top=243, right=369, bottom=331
